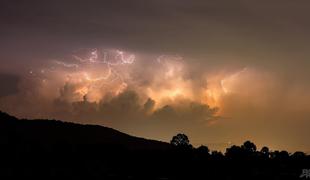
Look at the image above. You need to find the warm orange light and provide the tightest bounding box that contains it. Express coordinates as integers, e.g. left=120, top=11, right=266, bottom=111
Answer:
left=75, top=86, right=88, bottom=96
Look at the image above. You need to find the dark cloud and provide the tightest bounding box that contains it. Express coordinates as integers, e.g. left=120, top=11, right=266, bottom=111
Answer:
left=25, top=89, right=216, bottom=137
left=1, top=0, right=310, bottom=57
left=0, top=73, right=20, bottom=97
left=143, top=98, right=155, bottom=114
left=152, top=102, right=218, bottom=126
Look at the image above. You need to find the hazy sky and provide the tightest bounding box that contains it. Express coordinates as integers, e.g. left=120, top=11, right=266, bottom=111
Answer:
left=1, top=0, right=310, bottom=152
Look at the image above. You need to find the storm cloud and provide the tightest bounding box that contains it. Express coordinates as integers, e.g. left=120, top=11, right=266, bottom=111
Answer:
left=1, top=0, right=310, bottom=151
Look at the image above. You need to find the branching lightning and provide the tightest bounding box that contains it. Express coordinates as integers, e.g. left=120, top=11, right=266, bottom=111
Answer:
left=26, top=48, right=248, bottom=112
left=30, top=49, right=137, bottom=102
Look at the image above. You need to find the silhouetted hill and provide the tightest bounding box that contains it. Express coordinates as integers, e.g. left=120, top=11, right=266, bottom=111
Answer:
left=0, top=111, right=309, bottom=179
left=0, top=111, right=170, bottom=150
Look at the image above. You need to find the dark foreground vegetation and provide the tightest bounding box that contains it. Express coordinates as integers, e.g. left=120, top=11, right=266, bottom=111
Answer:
left=0, top=111, right=309, bottom=179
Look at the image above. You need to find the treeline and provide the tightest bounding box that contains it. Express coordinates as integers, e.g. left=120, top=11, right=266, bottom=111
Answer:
left=0, top=111, right=309, bottom=179
left=171, top=133, right=308, bottom=161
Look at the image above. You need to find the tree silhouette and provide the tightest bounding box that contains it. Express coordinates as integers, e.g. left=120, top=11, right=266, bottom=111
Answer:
left=260, top=146, right=270, bottom=158
left=291, top=151, right=306, bottom=160
left=241, top=140, right=257, bottom=153
left=196, top=145, right=210, bottom=154
left=270, top=150, right=290, bottom=160
left=225, top=141, right=259, bottom=159
left=225, top=145, right=243, bottom=158
left=211, top=150, right=224, bottom=159
left=170, top=133, right=191, bottom=147
left=261, top=146, right=269, bottom=154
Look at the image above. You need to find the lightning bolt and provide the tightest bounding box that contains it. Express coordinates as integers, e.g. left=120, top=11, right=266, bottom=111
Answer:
left=49, top=49, right=136, bottom=101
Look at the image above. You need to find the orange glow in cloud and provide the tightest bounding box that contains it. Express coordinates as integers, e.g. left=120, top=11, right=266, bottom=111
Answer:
left=201, top=67, right=248, bottom=112
left=26, top=49, right=253, bottom=116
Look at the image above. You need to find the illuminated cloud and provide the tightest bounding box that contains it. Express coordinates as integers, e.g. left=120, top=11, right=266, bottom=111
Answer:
left=0, top=49, right=223, bottom=129
left=1, top=0, right=310, bottom=151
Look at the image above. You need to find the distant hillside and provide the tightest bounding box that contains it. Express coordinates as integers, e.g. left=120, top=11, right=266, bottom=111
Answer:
left=0, top=111, right=170, bottom=150
left=1, top=110, right=309, bottom=179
